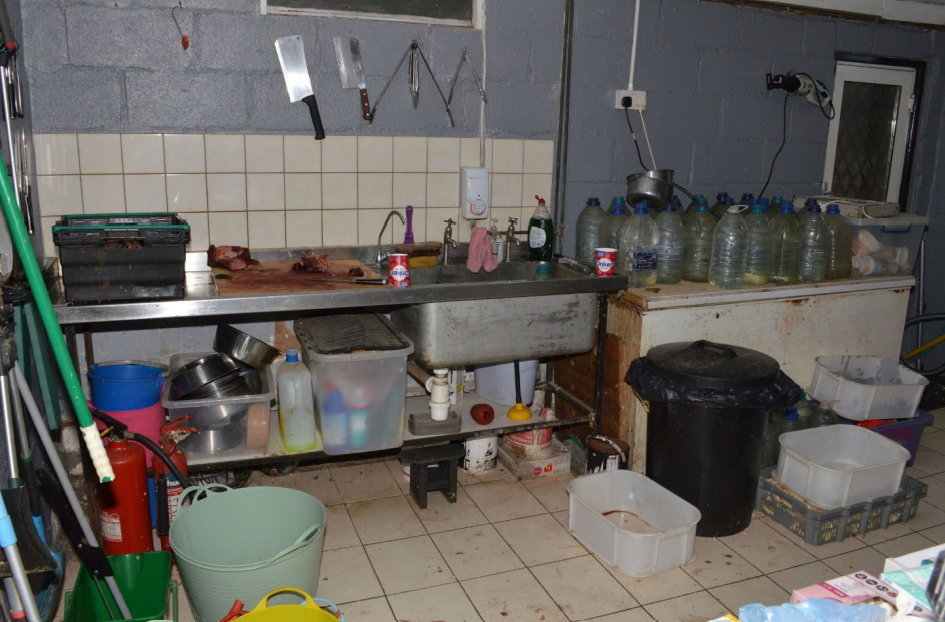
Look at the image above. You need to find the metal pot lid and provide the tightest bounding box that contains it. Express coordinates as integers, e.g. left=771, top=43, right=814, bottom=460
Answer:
left=642, top=340, right=781, bottom=390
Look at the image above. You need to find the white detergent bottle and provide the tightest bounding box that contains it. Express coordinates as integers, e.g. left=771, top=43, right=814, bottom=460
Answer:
left=277, top=348, right=318, bottom=452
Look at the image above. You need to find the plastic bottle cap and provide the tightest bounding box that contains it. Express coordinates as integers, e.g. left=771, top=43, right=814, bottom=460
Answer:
left=806, top=204, right=822, bottom=213
left=588, top=197, right=600, bottom=206
left=535, top=262, right=552, bottom=275
left=757, top=198, right=770, bottom=206
left=784, top=408, right=799, bottom=420
left=780, top=201, right=794, bottom=214
left=750, top=203, right=766, bottom=213
left=611, top=196, right=626, bottom=205
left=285, top=348, right=299, bottom=363
left=826, top=204, right=840, bottom=214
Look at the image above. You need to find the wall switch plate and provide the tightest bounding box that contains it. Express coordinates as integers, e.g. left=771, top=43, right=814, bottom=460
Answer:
left=615, top=89, right=646, bottom=111
left=460, top=166, right=490, bottom=220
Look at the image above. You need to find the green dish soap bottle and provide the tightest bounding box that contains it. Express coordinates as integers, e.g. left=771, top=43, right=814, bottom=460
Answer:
left=527, top=194, right=554, bottom=261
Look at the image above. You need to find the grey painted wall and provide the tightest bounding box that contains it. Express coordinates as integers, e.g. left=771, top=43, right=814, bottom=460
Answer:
left=21, top=0, right=563, bottom=139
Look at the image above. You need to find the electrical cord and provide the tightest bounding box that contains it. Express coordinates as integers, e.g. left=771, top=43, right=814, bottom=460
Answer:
left=624, top=106, right=649, bottom=170
left=903, top=313, right=945, bottom=377
left=759, top=93, right=790, bottom=199
left=795, top=72, right=835, bottom=120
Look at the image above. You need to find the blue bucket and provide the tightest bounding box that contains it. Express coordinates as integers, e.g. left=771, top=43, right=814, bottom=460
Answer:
left=88, top=361, right=168, bottom=411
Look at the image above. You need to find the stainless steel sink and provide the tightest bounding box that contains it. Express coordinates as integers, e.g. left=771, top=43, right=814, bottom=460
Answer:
left=392, top=260, right=603, bottom=367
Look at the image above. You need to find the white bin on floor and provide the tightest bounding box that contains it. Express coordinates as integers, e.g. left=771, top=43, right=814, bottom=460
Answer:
left=568, top=470, right=700, bottom=577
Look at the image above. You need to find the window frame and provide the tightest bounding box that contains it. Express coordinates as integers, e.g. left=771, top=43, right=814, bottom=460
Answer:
left=260, top=0, right=483, bottom=28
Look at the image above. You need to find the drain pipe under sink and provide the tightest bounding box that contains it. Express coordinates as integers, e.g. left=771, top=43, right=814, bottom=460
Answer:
left=406, top=361, right=451, bottom=422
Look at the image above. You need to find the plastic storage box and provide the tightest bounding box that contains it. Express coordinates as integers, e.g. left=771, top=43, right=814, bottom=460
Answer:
left=295, top=314, right=413, bottom=455
left=163, top=352, right=273, bottom=458
left=568, top=470, right=700, bottom=577
left=809, top=355, right=927, bottom=421
left=756, top=467, right=927, bottom=545
left=53, top=213, right=190, bottom=302
left=776, top=424, right=910, bottom=509
left=846, top=213, right=927, bottom=277
left=498, top=437, right=570, bottom=479
left=839, top=409, right=933, bottom=467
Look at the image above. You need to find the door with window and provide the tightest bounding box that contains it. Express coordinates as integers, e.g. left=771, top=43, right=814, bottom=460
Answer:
left=822, top=59, right=920, bottom=207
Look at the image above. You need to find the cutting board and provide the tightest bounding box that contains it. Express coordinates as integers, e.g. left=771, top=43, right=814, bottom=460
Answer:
left=212, top=259, right=385, bottom=296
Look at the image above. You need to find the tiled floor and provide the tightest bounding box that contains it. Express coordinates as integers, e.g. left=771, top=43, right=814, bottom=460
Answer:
left=56, top=410, right=945, bottom=622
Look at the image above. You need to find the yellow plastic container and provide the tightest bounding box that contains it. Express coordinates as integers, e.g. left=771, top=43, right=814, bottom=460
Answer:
left=238, top=589, right=343, bottom=622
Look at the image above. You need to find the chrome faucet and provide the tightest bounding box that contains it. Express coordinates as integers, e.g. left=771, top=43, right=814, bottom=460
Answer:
left=441, top=218, right=458, bottom=264
left=504, top=217, right=527, bottom=263
left=376, top=209, right=405, bottom=267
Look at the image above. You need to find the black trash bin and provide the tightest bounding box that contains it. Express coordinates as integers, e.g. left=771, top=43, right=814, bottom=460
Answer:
left=626, top=340, right=802, bottom=537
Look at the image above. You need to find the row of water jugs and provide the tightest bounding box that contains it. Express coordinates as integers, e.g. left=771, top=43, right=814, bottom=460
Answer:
left=575, top=193, right=853, bottom=289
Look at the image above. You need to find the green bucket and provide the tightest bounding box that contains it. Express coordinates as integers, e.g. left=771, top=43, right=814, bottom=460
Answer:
left=63, top=551, right=175, bottom=622
left=169, top=485, right=326, bottom=622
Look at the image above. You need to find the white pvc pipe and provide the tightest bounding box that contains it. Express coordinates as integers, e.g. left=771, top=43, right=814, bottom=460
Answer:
left=628, top=0, right=641, bottom=90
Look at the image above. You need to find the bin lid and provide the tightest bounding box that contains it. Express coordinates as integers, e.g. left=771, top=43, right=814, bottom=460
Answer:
left=645, top=340, right=780, bottom=389
left=626, top=340, right=803, bottom=408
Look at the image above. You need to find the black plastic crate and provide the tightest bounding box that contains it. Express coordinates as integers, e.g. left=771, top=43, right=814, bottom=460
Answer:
left=755, top=466, right=927, bottom=545
left=53, top=213, right=190, bottom=303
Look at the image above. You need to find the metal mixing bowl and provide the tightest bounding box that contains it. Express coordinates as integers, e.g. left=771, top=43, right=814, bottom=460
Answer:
left=626, top=169, right=674, bottom=210
left=169, top=353, right=241, bottom=399
left=213, top=324, right=280, bottom=370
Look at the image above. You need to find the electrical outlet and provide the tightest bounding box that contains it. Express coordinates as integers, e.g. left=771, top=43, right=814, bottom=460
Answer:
left=615, top=89, right=646, bottom=111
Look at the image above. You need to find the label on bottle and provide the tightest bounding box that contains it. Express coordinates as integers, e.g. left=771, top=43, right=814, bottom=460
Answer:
left=632, top=249, right=657, bottom=271
left=100, top=510, right=122, bottom=542
left=166, top=475, right=183, bottom=523
left=321, top=412, right=348, bottom=448
left=528, top=226, right=547, bottom=249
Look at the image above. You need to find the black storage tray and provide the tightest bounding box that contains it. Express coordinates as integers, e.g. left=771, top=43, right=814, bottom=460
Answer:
left=53, top=213, right=190, bottom=303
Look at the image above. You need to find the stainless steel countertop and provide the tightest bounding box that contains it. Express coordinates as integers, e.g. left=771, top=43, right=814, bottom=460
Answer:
left=51, top=247, right=628, bottom=325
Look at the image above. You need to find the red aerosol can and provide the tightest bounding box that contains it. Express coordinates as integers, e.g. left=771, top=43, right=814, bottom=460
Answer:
left=153, top=416, right=195, bottom=551
left=98, top=439, right=153, bottom=555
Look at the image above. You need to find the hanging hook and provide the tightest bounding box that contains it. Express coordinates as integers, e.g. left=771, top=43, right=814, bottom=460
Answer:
left=171, top=2, right=190, bottom=50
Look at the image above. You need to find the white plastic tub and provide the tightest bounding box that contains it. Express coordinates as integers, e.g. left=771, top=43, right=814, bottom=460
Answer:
left=568, top=470, right=700, bottom=577
left=809, top=355, right=927, bottom=421
left=776, top=424, right=910, bottom=509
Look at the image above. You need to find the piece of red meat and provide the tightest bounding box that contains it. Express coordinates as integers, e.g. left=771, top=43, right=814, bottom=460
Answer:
left=347, top=266, right=364, bottom=277
left=291, top=252, right=331, bottom=273
left=207, top=245, right=256, bottom=271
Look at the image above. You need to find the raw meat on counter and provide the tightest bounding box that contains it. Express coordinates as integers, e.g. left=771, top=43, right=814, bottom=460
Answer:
left=207, top=245, right=257, bottom=271
left=289, top=252, right=364, bottom=277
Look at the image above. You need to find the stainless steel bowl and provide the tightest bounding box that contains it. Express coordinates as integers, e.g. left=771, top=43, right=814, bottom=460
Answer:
left=213, top=325, right=280, bottom=370
left=626, top=169, right=674, bottom=210
left=169, top=353, right=241, bottom=399
left=180, top=419, right=246, bottom=454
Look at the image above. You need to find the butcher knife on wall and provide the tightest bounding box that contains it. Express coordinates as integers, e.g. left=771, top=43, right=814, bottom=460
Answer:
left=275, top=35, right=326, bottom=139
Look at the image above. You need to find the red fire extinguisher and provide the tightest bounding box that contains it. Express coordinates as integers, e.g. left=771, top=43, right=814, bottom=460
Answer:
left=153, top=416, right=196, bottom=551
left=98, top=439, right=153, bottom=555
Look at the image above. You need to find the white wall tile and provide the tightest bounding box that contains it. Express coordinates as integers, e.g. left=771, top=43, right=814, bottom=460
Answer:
left=460, top=137, right=484, bottom=168
left=167, top=174, right=208, bottom=213
left=184, top=212, right=209, bottom=251
left=322, top=173, right=357, bottom=209
left=359, top=209, right=396, bottom=245
left=321, top=136, right=357, bottom=172
left=492, top=139, right=524, bottom=173
left=41, top=216, right=59, bottom=258
left=521, top=173, right=553, bottom=207
left=208, top=211, right=248, bottom=246
left=247, top=173, right=285, bottom=211
left=37, top=175, right=82, bottom=216
left=427, top=138, right=460, bottom=173
left=491, top=173, right=524, bottom=208
left=34, top=134, right=79, bottom=175
left=121, top=134, right=164, bottom=174
left=322, top=210, right=358, bottom=245
left=164, top=134, right=205, bottom=173
left=524, top=140, right=554, bottom=174
left=205, top=135, right=245, bottom=173
left=393, top=137, right=426, bottom=172
left=248, top=210, right=286, bottom=248
left=78, top=134, right=122, bottom=174
left=286, top=210, right=322, bottom=247
left=124, top=174, right=168, bottom=212
left=358, top=136, right=393, bottom=172
left=358, top=173, right=392, bottom=209
left=80, top=175, right=125, bottom=212
left=285, top=173, right=321, bottom=210
left=393, top=173, right=426, bottom=208
left=246, top=135, right=284, bottom=173
left=207, top=173, right=247, bottom=212
left=426, top=173, right=459, bottom=208
left=284, top=135, right=321, bottom=172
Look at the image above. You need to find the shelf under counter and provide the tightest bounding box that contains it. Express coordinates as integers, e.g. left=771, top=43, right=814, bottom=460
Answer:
left=186, top=391, right=589, bottom=472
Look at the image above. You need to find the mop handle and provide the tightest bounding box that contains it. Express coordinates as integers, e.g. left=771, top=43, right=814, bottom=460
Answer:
left=0, top=492, right=42, bottom=622
left=0, top=152, right=113, bottom=482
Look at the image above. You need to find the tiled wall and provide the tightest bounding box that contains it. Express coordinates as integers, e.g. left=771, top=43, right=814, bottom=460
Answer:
left=33, top=133, right=555, bottom=258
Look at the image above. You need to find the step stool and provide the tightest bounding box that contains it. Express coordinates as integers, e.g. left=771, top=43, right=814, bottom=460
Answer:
left=399, top=443, right=464, bottom=509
